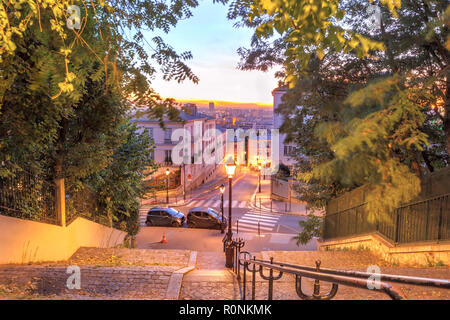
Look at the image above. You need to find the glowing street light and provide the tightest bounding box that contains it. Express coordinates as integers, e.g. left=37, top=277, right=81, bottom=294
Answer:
left=224, top=157, right=236, bottom=268
left=165, top=168, right=170, bottom=204
left=258, top=164, right=262, bottom=193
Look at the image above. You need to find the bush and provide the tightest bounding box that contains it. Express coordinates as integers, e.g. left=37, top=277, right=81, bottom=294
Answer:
left=293, top=213, right=323, bottom=245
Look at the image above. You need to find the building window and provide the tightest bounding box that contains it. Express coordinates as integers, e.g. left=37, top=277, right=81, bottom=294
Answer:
left=147, top=128, right=153, bottom=140
left=164, top=150, right=172, bottom=164
left=164, top=128, right=172, bottom=144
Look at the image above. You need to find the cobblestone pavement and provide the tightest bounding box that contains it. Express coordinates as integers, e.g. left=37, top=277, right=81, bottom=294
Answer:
left=7, top=247, right=192, bottom=268
left=0, top=248, right=193, bottom=300
left=0, top=265, right=177, bottom=300
left=179, top=252, right=241, bottom=300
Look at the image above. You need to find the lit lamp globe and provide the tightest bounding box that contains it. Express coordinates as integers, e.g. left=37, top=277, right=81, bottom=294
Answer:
left=165, top=168, right=170, bottom=176
left=225, top=157, right=236, bottom=178
left=220, top=184, right=225, bottom=194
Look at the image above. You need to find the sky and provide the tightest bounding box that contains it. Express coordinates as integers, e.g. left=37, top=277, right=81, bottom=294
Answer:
left=146, top=1, right=279, bottom=106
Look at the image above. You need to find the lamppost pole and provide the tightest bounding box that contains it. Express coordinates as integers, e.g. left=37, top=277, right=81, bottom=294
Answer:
left=224, top=157, right=236, bottom=268
left=258, top=164, right=261, bottom=193
left=165, top=168, right=170, bottom=204
left=220, top=184, right=225, bottom=234
left=227, top=176, right=232, bottom=240
left=182, top=164, right=186, bottom=201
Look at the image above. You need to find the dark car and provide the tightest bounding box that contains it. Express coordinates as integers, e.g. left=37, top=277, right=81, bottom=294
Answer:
left=146, top=207, right=185, bottom=227
left=187, top=207, right=227, bottom=230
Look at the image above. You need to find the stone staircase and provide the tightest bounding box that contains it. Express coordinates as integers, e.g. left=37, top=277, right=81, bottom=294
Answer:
left=1, top=249, right=448, bottom=300
left=179, top=252, right=241, bottom=300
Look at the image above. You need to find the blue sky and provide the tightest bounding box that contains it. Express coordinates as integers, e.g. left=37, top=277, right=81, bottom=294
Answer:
left=147, top=1, right=278, bottom=105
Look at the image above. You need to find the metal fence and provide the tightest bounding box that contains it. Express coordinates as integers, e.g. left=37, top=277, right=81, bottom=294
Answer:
left=234, top=251, right=450, bottom=300
left=323, top=193, right=450, bottom=244
left=0, top=170, right=58, bottom=225
left=226, top=240, right=450, bottom=300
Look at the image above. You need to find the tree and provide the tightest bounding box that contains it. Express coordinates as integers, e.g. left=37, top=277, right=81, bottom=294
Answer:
left=293, top=213, right=323, bottom=245
left=0, top=1, right=205, bottom=227
left=230, top=0, right=449, bottom=217
left=86, top=120, right=155, bottom=232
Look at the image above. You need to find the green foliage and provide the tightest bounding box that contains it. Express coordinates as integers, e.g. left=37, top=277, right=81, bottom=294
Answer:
left=88, top=121, right=155, bottom=235
left=228, top=0, right=402, bottom=87
left=293, top=213, right=323, bottom=245
left=232, top=0, right=449, bottom=215
left=0, top=1, right=199, bottom=229
left=0, top=1, right=200, bottom=109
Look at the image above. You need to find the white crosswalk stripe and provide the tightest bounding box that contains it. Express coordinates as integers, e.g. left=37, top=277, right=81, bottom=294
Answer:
left=232, top=211, right=281, bottom=233
left=245, top=212, right=280, bottom=219
left=239, top=215, right=277, bottom=223
left=238, top=219, right=275, bottom=227
left=238, top=202, right=247, bottom=208
left=188, top=200, right=248, bottom=208
left=203, top=200, right=214, bottom=207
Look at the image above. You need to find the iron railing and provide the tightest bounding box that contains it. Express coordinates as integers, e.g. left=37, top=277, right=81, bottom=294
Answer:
left=234, top=252, right=450, bottom=300
left=0, top=170, right=58, bottom=225
left=323, top=193, right=450, bottom=243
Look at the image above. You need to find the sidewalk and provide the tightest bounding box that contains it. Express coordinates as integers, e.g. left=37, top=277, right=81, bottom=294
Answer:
left=251, top=178, right=323, bottom=217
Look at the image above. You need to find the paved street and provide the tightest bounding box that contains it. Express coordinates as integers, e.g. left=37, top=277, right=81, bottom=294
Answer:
left=137, top=169, right=316, bottom=252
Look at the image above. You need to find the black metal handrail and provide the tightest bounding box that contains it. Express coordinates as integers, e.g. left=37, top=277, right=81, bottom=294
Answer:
left=236, top=252, right=450, bottom=300
left=251, top=258, right=450, bottom=289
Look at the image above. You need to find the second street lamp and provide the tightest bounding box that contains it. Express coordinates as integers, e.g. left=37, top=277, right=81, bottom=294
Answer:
left=224, top=157, right=236, bottom=268
left=165, top=168, right=170, bottom=204
left=220, top=184, right=225, bottom=234
left=258, top=164, right=262, bottom=193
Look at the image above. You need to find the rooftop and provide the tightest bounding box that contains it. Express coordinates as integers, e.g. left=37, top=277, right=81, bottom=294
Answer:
left=132, top=110, right=215, bottom=123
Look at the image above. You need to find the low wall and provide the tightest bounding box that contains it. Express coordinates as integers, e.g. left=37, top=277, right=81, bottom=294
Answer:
left=0, top=265, right=174, bottom=298
left=0, top=215, right=126, bottom=265
left=318, top=233, right=450, bottom=266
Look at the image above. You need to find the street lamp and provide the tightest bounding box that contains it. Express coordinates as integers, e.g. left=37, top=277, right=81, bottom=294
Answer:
left=262, top=160, right=266, bottom=180
left=258, top=164, right=262, bottom=193
left=220, top=184, right=225, bottom=234
left=165, top=168, right=170, bottom=204
left=224, top=157, right=236, bottom=268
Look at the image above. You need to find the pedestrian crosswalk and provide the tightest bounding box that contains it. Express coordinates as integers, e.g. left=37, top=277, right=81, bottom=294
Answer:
left=232, top=210, right=280, bottom=234
left=188, top=199, right=248, bottom=209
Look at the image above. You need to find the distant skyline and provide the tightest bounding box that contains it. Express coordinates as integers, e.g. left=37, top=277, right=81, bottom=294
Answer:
left=147, top=1, right=279, bottom=105
left=177, top=99, right=273, bottom=109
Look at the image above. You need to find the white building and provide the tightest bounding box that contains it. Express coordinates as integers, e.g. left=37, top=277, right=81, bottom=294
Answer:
left=133, top=106, right=226, bottom=194
left=272, top=87, right=297, bottom=168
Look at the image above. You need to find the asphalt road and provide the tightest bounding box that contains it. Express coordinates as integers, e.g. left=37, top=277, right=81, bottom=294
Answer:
left=137, top=170, right=316, bottom=252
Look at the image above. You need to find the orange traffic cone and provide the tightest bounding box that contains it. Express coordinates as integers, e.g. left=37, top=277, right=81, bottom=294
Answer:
left=160, top=232, right=167, bottom=244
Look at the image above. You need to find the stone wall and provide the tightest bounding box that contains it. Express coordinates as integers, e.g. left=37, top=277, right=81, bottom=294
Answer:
left=318, top=233, right=450, bottom=267
left=0, top=215, right=126, bottom=264
left=0, top=265, right=177, bottom=298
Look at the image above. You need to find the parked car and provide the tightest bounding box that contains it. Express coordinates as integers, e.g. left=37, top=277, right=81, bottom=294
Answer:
left=146, top=207, right=185, bottom=227
left=187, top=207, right=227, bottom=230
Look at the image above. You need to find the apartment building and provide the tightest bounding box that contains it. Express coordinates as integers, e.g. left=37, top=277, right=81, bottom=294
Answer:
left=133, top=106, right=226, bottom=193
